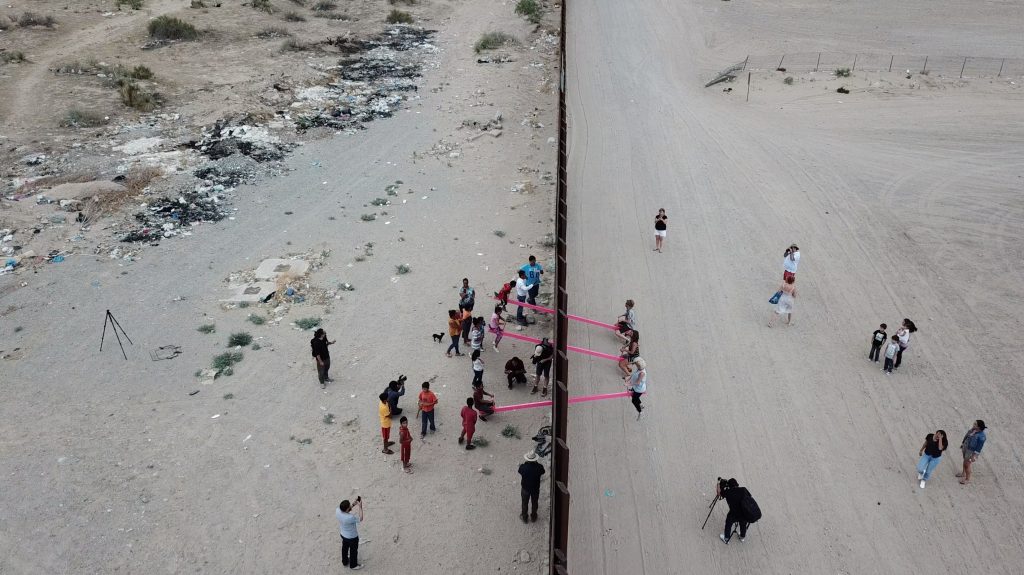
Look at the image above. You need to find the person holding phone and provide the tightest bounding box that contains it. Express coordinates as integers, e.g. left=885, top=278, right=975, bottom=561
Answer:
left=336, top=497, right=364, bottom=570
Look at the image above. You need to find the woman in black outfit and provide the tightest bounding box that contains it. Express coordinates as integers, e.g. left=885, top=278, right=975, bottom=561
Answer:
left=654, top=209, right=668, bottom=252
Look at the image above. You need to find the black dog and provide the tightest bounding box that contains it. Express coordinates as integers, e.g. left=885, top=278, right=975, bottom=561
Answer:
left=432, top=332, right=445, bottom=343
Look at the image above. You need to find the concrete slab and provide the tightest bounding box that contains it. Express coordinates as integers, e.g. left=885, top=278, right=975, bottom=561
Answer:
left=222, top=281, right=277, bottom=303
left=254, top=258, right=309, bottom=280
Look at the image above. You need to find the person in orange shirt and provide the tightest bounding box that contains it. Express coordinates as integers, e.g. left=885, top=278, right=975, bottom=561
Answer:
left=445, top=310, right=463, bottom=357
left=399, top=416, right=413, bottom=473
left=379, top=392, right=395, bottom=455
left=460, top=307, right=474, bottom=346
left=417, top=381, right=438, bottom=439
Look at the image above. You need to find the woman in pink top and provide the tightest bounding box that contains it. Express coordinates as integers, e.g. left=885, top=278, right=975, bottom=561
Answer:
left=488, top=304, right=506, bottom=351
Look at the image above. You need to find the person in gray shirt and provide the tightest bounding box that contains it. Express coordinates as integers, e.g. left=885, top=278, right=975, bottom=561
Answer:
left=336, top=498, right=364, bottom=570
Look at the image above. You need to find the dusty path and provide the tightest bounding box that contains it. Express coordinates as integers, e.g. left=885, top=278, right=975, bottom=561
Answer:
left=565, top=0, right=1024, bottom=573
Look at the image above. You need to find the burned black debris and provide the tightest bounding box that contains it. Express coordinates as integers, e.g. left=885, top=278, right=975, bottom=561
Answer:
left=121, top=186, right=229, bottom=242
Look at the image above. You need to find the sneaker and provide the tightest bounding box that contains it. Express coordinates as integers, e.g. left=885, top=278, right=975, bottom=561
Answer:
left=351, top=565, right=362, bottom=571
left=920, top=480, right=926, bottom=489
left=917, top=472, right=924, bottom=480
left=531, top=386, right=538, bottom=395
left=479, top=415, right=488, bottom=422
left=541, top=388, right=548, bottom=397
left=466, top=444, right=476, bottom=450
left=385, top=441, right=395, bottom=447
left=382, top=449, right=394, bottom=454
left=420, top=434, right=426, bottom=440
left=520, top=514, right=528, bottom=523
left=320, top=382, right=326, bottom=389
left=530, top=513, right=538, bottom=522
left=458, top=437, right=465, bottom=445
left=719, top=534, right=729, bottom=545
left=739, top=537, right=746, bottom=543
left=493, top=344, right=499, bottom=352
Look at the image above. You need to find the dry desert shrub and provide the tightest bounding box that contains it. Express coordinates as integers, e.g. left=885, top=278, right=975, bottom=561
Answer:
left=257, top=26, right=291, bottom=38
left=474, top=32, right=516, bottom=53
left=1, top=50, right=26, bottom=63
left=389, top=0, right=417, bottom=4
left=61, top=109, right=107, bottom=127
left=115, top=0, right=144, bottom=9
left=312, top=1, right=336, bottom=11
left=283, top=11, right=306, bottom=21
left=280, top=38, right=310, bottom=52
left=835, top=67, right=851, bottom=77
left=385, top=9, right=413, bottom=24
left=147, top=16, right=199, bottom=40
left=515, top=0, right=541, bottom=24
left=18, top=12, right=57, bottom=28
left=119, top=81, right=157, bottom=111
left=251, top=0, right=275, bottom=13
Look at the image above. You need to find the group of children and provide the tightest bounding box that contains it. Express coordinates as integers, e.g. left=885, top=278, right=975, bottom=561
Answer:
left=868, top=318, right=919, bottom=374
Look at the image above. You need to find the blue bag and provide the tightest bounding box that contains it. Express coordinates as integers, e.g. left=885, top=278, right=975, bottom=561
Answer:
left=768, top=290, right=782, bottom=305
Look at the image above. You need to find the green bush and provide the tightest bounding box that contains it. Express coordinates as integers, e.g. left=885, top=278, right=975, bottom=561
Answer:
left=147, top=16, right=199, bottom=40
left=295, top=317, right=321, bottom=330
left=783, top=76, right=794, bottom=85
left=228, top=332, right=253, bottom=347
left=284, top=11, right=306, bottom=21
left=251, top=0, right=275, bottom=13
left=197, top=323, right=216, bottom=334
left=386, top=9, right=413, bottom=24
left=474, top=32, right=515, bottom=54
left=835, top=67, right=851, bottom=78
left=115, top=0, right=144, bottom=9
left=19, top=12, right=58, bottom=28
left=247, top=314, right=266, bottom=325
left=212, top=350, right=243, bottom=372
left=1, top=51, right=26, bottom=64
left=119, top=81, right=157, bottom=111
left=515, top=0, right=541, bottom=24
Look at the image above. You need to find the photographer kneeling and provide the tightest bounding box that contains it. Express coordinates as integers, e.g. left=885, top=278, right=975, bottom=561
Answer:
left=717, top=478, right=760, bottom=544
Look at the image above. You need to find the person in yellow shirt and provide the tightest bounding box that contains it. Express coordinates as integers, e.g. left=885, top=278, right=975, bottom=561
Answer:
left=379, top=392, right=395, bottom=454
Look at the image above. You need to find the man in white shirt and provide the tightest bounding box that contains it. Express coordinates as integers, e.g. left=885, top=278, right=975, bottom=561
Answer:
left=336, top=498, right=364, bottom=570
left=783, top=244, right=800, bottom=282
left=514, top=270, right=535, bottom=327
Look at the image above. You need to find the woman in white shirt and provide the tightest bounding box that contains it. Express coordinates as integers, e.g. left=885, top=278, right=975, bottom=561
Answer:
left=894, top=318, right=917, bottom=370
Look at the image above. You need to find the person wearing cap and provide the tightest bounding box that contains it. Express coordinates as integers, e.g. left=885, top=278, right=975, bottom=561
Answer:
left=783, top=245, right=800, bottom=282
left=310, top=328, right=336, bottom=389
left=518, top=451, right=546, bottom=523
left=957, top=420, right=987, bottom=485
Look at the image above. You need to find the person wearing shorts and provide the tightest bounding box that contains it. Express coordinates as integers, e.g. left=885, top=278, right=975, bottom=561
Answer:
left=654, top=209, right=668, bottom=252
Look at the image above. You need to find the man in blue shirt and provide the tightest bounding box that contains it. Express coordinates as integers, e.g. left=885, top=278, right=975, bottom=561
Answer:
left=520, top=256, right=544, bottom=306
left=957, top=419, right=987, bottom=486
left=336, top=498, right=364, bottom=570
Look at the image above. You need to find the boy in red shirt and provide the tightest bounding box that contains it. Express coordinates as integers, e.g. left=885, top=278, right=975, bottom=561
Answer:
left=399, top=416, right=413, bottom=473
left=495, top=280, right=515, bottom=313
left=458, top=397, right=478, bottom=450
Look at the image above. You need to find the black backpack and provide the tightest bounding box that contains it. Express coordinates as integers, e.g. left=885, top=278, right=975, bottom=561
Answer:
left=740, top=490, right=762, bottom=523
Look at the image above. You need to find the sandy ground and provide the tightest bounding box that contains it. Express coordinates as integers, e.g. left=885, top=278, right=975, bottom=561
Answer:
left=565, top=0, right=1024, bottom=574
left=1, top=1, right=559, bottom=573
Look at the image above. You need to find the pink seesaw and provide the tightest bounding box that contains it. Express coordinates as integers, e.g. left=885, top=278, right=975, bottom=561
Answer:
left=492, top=390, right=644, bottom=413
left=495, top=297, right=619, bottom=331
left=500, top=331, right=621, bottom=362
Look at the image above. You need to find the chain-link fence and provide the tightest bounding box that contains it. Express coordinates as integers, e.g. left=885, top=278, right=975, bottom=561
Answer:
left=742, top=52, right=1024, bottom=78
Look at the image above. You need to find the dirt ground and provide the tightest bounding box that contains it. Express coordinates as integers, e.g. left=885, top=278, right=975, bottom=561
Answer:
left=565, top=0, right=1024, bottom=574
left=1, top=0, right=559, bottom=573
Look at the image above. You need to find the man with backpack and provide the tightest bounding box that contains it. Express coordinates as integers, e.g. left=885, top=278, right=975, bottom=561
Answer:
left=717, top=477, right=760, bottom=544
left=531, top=338, right=554, bottom=396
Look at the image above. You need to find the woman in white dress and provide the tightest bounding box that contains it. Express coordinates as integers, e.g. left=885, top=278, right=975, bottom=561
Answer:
left=768, top=276, right=797, bottom=327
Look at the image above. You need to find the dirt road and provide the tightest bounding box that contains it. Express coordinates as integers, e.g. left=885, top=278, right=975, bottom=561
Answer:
left=564, top=1, right=1024, bottom=573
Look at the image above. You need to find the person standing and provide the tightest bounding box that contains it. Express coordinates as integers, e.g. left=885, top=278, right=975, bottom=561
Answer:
left=653, top=208, right=668, bottom=252
left=531, top=338, right=553, bottom=396
left=458, top=397, right=478, bottom=450
left=445, top=310, right=464, bottom=357
left=623, top=357, right=647, bottom=419
left=717, top=478, right=756, bottom=544
left=893, top=318, right=918, bottom=370
left=417, top=381, right=438, bottom=439
left=916, top=430, right=947, bottom=489
left=460, top=306, right=474, bottom=346
left=398, top=416, right=413, bottom=473
left=882, top=335, right=900, bottom=374
left=957, top=420, right=987, bottom=485
left=869, top=323, right=888, bottom=362
left=336, top=498, right=364, bottom=570
left=311, top=328, right=335, bottom=389
left=514, top=270, right=535, bottom=327
left=471, top=349, right=485, bottom=387
left=783, top=244, right=800, bottom=282
left=378, top=392, right=395, bottom=455
left=459, top=278, right=476, bottom=312
left=521, top=256, right=544, bottom=307
left=505, top=356, right=527, bottom=389
left=470, top=317, right=485, bottom=354
left=518, top=451, right=546, bottom=523
left=767, top=276, right=797, bottom=327
left=488, top=304, right=506, bottom=351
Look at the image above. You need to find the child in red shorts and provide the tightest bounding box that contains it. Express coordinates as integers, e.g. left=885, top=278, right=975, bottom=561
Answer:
left=399, top=416, right=413, bottom=473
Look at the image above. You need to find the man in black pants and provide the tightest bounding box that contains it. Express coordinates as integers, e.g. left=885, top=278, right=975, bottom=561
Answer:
left=718, top=478, right=751, bottom=544
left=518, top=451, right=545, bottom=523
left=311, top=328, right=335, bottom=389
left=505, top=356, right=528, bottom=389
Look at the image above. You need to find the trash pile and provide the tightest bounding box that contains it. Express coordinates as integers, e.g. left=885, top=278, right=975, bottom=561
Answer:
left=192, top=120, right=293, bottom=163
left=119, top=184, right=231, bottom=243
left=291, top=26, right=437, bottom=131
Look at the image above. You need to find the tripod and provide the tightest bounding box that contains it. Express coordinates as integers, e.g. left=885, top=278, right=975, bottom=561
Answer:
left=701, top=495, right=721, bottom=530
left=100, top=309, right=133, bottom=360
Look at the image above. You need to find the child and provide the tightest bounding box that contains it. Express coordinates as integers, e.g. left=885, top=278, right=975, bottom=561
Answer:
left=460, top=306, right=473, bottom=346
left=446, top=310, right=463, bottom=357
left=869, top=323, right=887, bottom=362
left=488, top=304, right=506, bottom=351
left=379, top=392, right=395, bottom=454
left=496, top=280, right=515, bottom=314
left=458, top=397, right=478, bottom=450
left=470, top=317, right=485, bottom=353
left=472, top=380, right=496, bottom=421
left=398, top=416, right=413, bottom=473
left=471, top=349, right=485, bottom=386
left=417, top=381, right=438, bottom=439
left=883, top=335, right=900, bottom=374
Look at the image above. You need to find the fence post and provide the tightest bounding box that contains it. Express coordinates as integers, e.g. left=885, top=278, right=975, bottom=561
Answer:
left=998, top=58, right=1005, bottom=77
left=889, top=55, right=894, bottom=72
left=746, top=72, right=751, bottom=102
left=922, top=55, right=928, bottom=74
left=814, top=53, right=820, bottom=72
left=852, top=54, right=858, bottom=72
left=743, top=55, right=749, bottom=70
left=960, top=57, right=967, bottom=78
left=777, top=55, right=785, bottom=70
